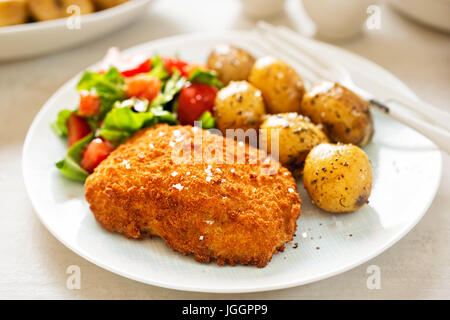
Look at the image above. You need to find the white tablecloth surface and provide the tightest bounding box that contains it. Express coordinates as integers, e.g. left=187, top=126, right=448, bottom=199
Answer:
left=1, top=0, right=449, bottom=299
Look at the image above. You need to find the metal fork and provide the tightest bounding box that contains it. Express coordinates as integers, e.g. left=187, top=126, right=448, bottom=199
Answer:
left=253, top=22, right=450, bottom=154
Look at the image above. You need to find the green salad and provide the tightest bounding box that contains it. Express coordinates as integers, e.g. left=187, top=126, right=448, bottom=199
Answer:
left=52, top=51, right=222, bottom=182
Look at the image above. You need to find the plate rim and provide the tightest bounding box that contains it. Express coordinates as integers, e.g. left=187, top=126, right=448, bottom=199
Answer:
left=22, top=31, right=443, bottom=293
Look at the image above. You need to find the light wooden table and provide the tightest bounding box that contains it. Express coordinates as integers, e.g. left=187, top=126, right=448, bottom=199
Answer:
left=1, top=0, right=449, bottom=299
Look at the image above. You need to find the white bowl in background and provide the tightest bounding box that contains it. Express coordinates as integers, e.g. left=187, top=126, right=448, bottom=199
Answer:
left=388, top=0, right=450, bottom=33
left=302, top=0, right=374, bottom=40
left=0, top=0, right=151, bottom=61
left=241, top=0, right=286, bottom=19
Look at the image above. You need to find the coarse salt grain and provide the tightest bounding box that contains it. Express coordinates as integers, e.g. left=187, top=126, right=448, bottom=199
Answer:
left=172, top=183, right=184, bottom=191
left=206, top=176, right=212, bottom=182
left=171, top=171, right=178, bottom=177
left=121, top=160, right=130, bottom=169
left=288, top=188, right=295, bottom=193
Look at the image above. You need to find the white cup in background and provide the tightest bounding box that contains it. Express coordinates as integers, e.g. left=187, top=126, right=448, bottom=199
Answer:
left=302, top=0, right=374, bottom=40
left=241, top=0, right=286, bottom=19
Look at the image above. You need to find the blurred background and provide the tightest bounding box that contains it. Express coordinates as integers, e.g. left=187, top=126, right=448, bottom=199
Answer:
left=0, top=0, right=449, bottom=299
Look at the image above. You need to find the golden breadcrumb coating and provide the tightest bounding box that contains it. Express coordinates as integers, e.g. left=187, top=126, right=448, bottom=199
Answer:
left=85, top=124, right=301, bottom=267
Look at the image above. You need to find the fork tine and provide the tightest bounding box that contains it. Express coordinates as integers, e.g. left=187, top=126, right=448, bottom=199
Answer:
left=258, top=22, right=355, bottom=85
left=275, top=25, right=348, bottom=76
left=250, top=30, right=321, bottom=85
left=256, top=24, right=334, bottom=82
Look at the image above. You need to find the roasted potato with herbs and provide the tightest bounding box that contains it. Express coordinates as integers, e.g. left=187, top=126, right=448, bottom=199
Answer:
left=249, top=56, right=305, bottom=114
left=300, top=81, right=374, bottom=146
left=207, top=44, right=256, bottom=85
left=303, top=143, right=372, bottom=213
left=260, top=113, right=328, bottom=170
left=213, top=81, right=266, bottom=133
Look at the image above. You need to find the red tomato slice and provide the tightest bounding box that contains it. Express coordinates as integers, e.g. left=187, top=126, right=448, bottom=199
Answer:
left=80, top=138, right=115, bottom=173
left=99, top=47, right=151, bottom=77
left=177, top=83, right=218, bottom=125
left=121, top=59, right=151, bottom=77
left=163, top=57, right=190, bottom=77
left=125, top=75, right=162, bottom=102
left=78, top=91, right=101, bottom=117
left=67, top=113, right=92, bottom=147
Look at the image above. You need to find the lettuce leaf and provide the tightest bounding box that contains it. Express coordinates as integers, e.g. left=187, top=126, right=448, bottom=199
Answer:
left=76, top=67, right=126, bottom=117
left=151, top=106, right=178, bottom=125
left=151, top=69, right=186, bottom=108
left=188, top=69, right=222, bottom=88
left=55, top=133, right=94, bottom=182
left=51, top=109, right=72, bottom=137
left=198, top=111, right=215, bottom=129
left=98, top=106, right=156, bottom=143
left=148, top=56, right=169, bottom=80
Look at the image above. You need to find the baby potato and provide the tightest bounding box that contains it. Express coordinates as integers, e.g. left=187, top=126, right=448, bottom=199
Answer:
left=249, top=56, right=305, bottom=114
left=300, top=81, right=374, bottom=146
left=303, top=143, right=372, bottom=213
left=207, top=44, right=256, bottom=85
left=260, top=113, right=328, bottom=169
left=213, top=81, right=266, bottom=133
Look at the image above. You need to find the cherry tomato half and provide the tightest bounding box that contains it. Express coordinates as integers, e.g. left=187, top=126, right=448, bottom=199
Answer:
left=80, top=138, right=115, bottom=173
left=121, top=59, right=151, bottom=77
left=67, top=113, right=92, bottom=147
left=125, top=75, right=162, bottom=103
left=99, top=47, right=151, bottom=77
left=177, top=83, right=218, bottom=125
left=163, top=57, right=189, bottom=77
left=78, top=91, right=101, bottom=117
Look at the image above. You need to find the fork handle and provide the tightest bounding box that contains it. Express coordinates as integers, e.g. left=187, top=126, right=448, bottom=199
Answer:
left=275, top=23, right=450, bottom=131
left=371, top=99, right=450, bottom=154
left=388, top=94, right=450, bottom=131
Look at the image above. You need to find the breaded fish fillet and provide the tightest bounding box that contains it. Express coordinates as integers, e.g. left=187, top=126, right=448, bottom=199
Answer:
left=85, top=124, right=301, bottom=267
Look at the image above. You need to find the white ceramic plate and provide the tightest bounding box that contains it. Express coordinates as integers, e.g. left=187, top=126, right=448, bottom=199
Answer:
left=22, top=32, right=442, bottom=293
left=0, top=0, right=151, bottom=61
